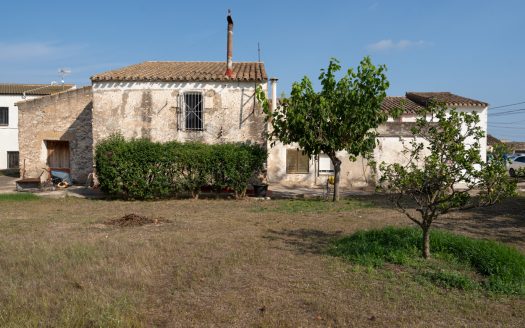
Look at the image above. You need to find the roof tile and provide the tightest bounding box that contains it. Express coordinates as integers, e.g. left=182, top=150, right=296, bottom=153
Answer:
left=406, top=92, right=488, bottom=107
left=92, top=61, right=267, bottom=82
left=0, top=83, right=75, bottom=96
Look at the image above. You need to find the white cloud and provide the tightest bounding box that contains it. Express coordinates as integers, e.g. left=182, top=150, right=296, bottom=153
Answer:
left=0, top=42, right=85, bottom=61
left=366, top=39, right=431, bottom=52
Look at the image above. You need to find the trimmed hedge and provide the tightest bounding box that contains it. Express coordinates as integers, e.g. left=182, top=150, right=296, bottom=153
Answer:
left=95, top=135, right=267, bottom=199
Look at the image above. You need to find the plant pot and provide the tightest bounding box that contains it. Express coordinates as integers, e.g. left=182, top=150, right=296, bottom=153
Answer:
left=253, top=184, right=268, bottom=197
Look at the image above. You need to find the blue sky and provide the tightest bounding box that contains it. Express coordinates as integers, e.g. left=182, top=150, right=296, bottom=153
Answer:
left=1, top=0, right=524, bottom=141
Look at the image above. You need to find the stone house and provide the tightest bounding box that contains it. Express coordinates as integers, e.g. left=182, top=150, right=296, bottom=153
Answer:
left=0, top=83, right=73, bottom=170
left=265, top=87, right=488, bottom=189
left=17, top=13, right=268, bottom=183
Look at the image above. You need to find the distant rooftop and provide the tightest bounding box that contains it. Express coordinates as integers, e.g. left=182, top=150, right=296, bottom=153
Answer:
left=91, top=61, right=267, bottom=83
left=0, top=83, right=75, bottom=96
left=381, top=92, right=488, bottom=114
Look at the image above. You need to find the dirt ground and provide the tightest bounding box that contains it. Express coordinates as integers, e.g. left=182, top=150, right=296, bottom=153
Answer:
left=0, top=195, right=523, bottom=327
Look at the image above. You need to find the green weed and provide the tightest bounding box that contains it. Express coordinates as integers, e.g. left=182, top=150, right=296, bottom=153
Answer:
left=330, top=227, right=525, bottom=295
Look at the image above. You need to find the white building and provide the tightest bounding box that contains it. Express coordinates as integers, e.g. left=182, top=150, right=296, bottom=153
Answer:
left=266, top=82, right=489, bottom=190
left=0, top=84, right=74, bottom=170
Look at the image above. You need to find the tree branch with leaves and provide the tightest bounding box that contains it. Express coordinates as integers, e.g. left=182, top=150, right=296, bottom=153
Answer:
left=257, top=57, right=398, bottom=201
left=378, top=103, right=517, bottom=259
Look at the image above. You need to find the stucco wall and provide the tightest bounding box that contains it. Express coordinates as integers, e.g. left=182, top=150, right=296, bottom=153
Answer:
left=91, top=81, right=267, bottom=147
left=17, top=87, right=93, bottom=182
left=267, top=106, right=488, bottom=190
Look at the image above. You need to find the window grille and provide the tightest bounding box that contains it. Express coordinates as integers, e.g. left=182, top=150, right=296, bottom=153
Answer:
left=0, top=107, right=8, bottom=125
left=179, top=92, right=204, bottom=131
left=7, top=151, right=19, bottom=169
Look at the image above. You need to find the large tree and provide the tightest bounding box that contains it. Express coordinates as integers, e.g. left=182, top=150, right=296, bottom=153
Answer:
left=379, top=103, right=517, bottom=259
left=257, top=57, right=396, bottom=201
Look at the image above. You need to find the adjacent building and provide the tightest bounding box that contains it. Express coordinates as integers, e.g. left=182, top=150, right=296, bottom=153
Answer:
left=266, top=89, right=488, bottom=189
left=0, top=83, right=74, bottom=170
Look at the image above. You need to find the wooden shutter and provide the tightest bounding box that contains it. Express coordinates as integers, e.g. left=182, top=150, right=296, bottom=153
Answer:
left=286, top=149, right=298, bottom=173
left=297, top=151, right=309, bottom=173
left=46, top=141, right=70, bottom=168
left=286, top=149, right=309, bottom=174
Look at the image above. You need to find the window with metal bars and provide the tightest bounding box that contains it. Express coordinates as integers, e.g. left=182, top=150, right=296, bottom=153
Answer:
left=184, top=92, right=204, bottom=131
left=0, top=107, right=8, bottom=126
left=7, top=151, right=18, bottom=169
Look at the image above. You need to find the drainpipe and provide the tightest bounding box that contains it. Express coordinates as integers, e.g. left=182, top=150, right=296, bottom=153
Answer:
left=225, top=10, right=234, bottom=78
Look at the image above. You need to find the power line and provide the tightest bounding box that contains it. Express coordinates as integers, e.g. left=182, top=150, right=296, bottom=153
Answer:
left=490, top=101, right=525, bottom=110
left=489, top=108, right=525, bottom=117
left=487, top=118, right=525, bottom=125
left=488, top=125, right=525, bottom=130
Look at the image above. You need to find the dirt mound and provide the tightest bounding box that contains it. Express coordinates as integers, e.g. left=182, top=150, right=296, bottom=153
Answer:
left=105, top=213, right=171, bottom=227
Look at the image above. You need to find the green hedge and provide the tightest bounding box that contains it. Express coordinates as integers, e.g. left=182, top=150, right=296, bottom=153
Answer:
left=95, top=135, right=267, bottom=199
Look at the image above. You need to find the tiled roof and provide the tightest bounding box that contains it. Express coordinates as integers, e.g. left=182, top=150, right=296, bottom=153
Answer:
left=381, top=96, right=424, bottom=114
left=91, top=61, right=267, bottom=82
left=487, top=134, right=502, bottom=146
left=406, top=92, right=488, bottom=107
left=0, top=83, right=75, bottom=96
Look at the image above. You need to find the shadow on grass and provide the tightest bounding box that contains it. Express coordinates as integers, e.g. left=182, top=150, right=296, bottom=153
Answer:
left=264, top=228, right=344, bottom=255
left=435, top=196, right=525, bottom=246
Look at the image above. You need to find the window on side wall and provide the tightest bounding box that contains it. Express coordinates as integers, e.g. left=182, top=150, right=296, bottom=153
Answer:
left=0, top=107, right=8, bottom=126
left=286, top=149, right=309, bottom=174
left=7, top=151, right=19, bottom=169
left=184, top=92, right=204, bottom=131
left=318, top=154, right=334, bottom=175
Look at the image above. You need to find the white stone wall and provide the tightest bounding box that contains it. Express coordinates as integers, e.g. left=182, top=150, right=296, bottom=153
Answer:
left=267, top=105, right=488, bottom=190
left=0, top=95, right=39, bottom=169
left=92, top=81, right=268, bottom=147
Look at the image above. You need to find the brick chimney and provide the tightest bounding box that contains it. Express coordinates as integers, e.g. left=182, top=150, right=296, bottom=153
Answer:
left=225, top=10, right=234, bottom=78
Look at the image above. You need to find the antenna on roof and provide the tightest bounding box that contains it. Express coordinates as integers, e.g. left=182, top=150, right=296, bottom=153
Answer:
left=257, top=42, right=261, bottom=62
left=58, top=68, right=71, bottom=85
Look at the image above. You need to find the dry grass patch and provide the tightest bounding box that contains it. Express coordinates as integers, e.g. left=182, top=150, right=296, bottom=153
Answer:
left=0, top=196, right=523, bottom=327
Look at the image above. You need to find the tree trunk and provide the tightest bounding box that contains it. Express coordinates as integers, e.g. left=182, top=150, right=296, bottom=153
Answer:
left=422, top=226, right=431, bottom=259
left=329, top=154, right=342, bottom=202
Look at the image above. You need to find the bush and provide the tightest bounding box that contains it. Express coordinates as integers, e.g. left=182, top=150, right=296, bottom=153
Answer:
left=330, top=227, right=525, bottom=295
left=95, top=135, right=267, bottom=199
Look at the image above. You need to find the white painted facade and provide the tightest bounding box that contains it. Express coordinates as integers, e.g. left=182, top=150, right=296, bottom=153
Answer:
left=91, top=81, right=268, bottom=146
left=267, top=105, right=488, bottom=190
left=0, top=94, right=38, bottom=169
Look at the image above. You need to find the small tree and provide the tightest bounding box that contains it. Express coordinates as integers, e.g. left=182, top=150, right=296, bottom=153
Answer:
left=379, top=103, right=517, bottom=259
left=257, top=57, right=396, bottom=201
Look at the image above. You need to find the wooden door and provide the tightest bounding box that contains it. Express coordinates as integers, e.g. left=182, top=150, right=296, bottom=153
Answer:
left=46, top=141, right=70, bottom=169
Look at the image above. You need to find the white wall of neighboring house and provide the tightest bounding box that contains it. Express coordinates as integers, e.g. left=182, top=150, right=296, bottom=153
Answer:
left=0, top=94, right=38, bottom=169
left=266, top=105, right=488, bottom=190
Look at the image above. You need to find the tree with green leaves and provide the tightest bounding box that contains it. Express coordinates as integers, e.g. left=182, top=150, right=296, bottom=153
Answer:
left=256, top=57, right=396, bottom=201
left=379, top=103, right=517, bottom=259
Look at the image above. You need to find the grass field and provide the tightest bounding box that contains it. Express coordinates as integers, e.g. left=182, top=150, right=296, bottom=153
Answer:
left=0, top=195, right=523, bottom=327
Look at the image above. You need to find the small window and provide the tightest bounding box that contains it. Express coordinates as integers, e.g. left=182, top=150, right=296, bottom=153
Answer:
left=184, top=92, right=204, bottom=131
left=286, top=149, right=309, bottom=174
left=318, top=154, right=334, bottom=174
left=0, top=107, right=8, bottom=126
left=7, top=151, right=19, bottom=169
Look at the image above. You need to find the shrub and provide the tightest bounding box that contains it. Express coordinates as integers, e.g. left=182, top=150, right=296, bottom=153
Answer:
left=330, top=227, right=525, bottom=295
left=95, top=135, right=267, bottom=199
